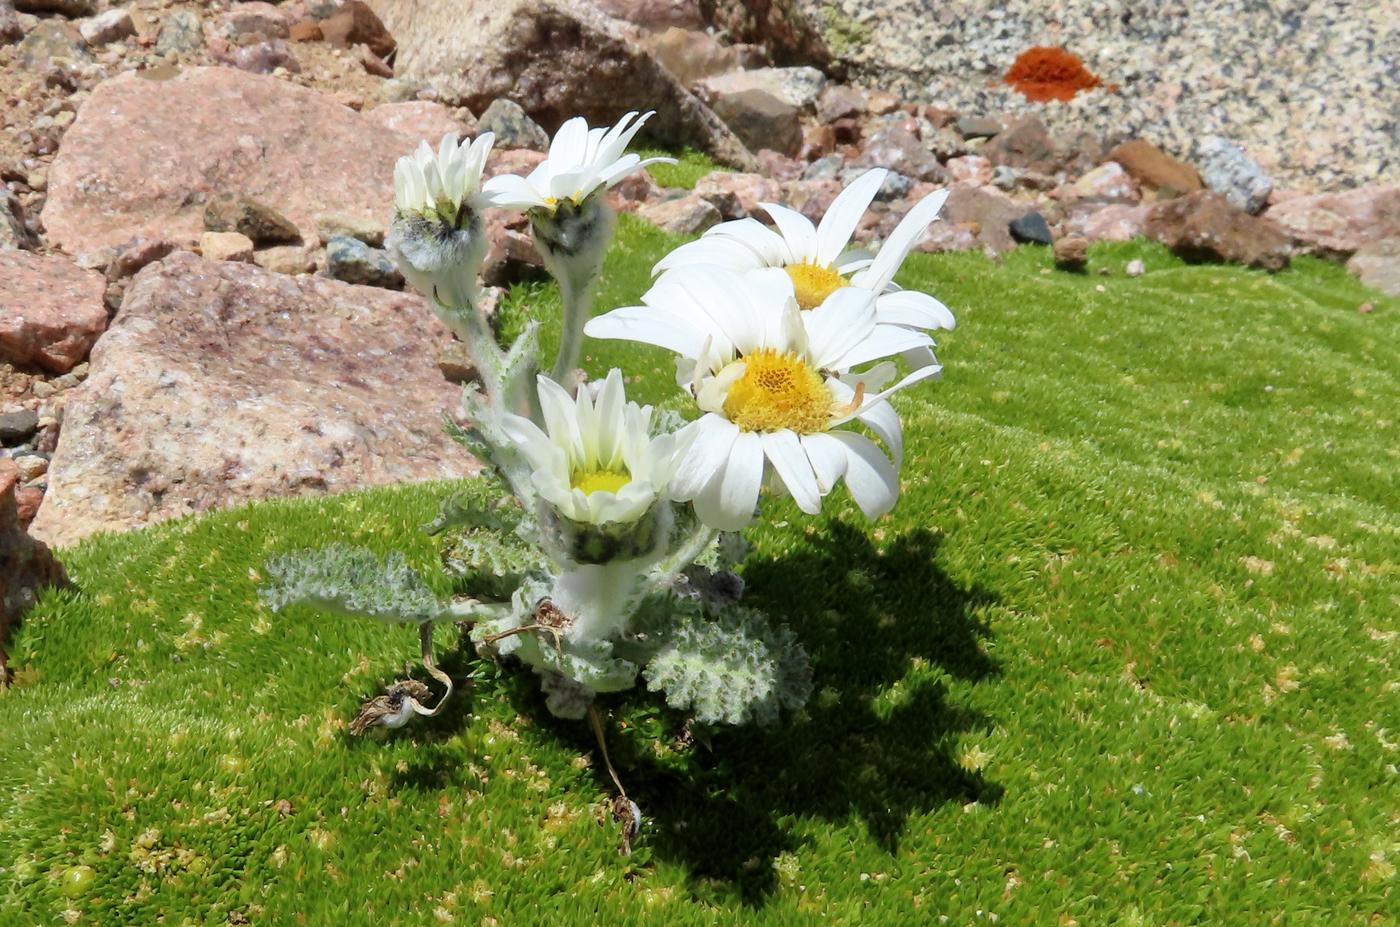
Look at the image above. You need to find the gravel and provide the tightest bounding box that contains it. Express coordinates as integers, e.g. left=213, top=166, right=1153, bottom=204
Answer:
left=802, top=0, right=1398, bottom=191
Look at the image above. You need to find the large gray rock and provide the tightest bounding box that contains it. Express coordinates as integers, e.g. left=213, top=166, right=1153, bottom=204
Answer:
left=695, top=66, right=826, bottom=111
left=29, top=254, right=478, bottom=547
left=1199, top=137, right=1273, bottom=214
left=707, top=88, right=802, bottom=157
left=0, top=251, right=107, bottom=373
left=363, top=0, right=757, bottom=169
left=476, top=98, right=550, bottom=150
left=41, top=67, right=429, bottom=255
left=18, top=19, right=91, bottom=67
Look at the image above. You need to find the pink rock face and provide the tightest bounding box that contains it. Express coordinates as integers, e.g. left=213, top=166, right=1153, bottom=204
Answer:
left=42, top=67, right=432, bottom=256
left=0, top=251, right=107, bottom=373
left=693, top=171, right=782, bottom=220
left=363, top=100, right=475, bottom=143
left=1263, top=185, right=1400, bottom=257
left=29, top=254, right=478, bottom=548
left=363, top=0, right=756, bottom=169
left=1063, top=203, right=1153, bottom=242
left=945, top=155, right=993, bottom=186
left=1065, top=162, right=1140, bottom=203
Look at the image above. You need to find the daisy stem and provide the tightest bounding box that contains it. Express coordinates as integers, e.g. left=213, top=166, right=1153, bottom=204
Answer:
left=653, top=522, right=719, bottom=583
left=550, top=259, right=601, bottom=391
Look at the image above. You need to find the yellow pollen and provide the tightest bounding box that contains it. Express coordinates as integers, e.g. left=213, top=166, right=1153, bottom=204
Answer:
left=785, top=262, right=846, bottom=310
left=722, top=349, right=833, bottom=434
left=571, top=468, right=631, bottom=495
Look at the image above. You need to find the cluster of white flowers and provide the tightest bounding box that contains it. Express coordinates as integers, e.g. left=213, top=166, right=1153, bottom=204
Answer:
left=274, top=110, right=955, bottom=753
left=386, top=113, right=954, bottom=537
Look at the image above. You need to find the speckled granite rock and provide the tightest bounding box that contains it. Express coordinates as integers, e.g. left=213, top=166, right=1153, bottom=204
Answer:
left=800, top=0, right=1398, bottom=191
left=1199, top=137, right=1273, bottom=214
left=363, top=100, right=475, bottom=143
left=364, top=0, right=757, bottom=169
left=42, top=67, right=427, bottom=255
left=29, top=254, right=477, bottom=547
left=0, top=251, right=107, bottom=374
left=695, top=66, right=826, bottom=111
left=1264, top=186, right=1400, bottom=258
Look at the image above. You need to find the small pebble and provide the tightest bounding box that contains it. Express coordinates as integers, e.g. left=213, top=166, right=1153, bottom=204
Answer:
left=1358, top=302, right=1373, bottom=314
left=1126, top=259, right=1145, bottom=277
left=0, top=409, right=40, bottom=444
left=14, top=455, right=48, bottom=481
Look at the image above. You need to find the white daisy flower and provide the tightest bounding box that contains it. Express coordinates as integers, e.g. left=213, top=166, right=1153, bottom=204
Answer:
left=653, top=170, right=955, bottom=368
left=386, top=132, right=499, bottom=316
left=482, top=112, right=672, bottom=212
left=584, top=267, right=941, bottom=530
left=393, top=132, right=497, bottom=219
left=499, top=369, right=691, bottom=528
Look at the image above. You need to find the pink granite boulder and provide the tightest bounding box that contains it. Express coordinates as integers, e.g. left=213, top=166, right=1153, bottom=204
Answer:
left=0, top=251, right=107, bottom=373
left=29, top=253, right=479, bottom=547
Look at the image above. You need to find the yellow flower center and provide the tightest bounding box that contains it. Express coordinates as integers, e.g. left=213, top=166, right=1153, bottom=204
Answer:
left=571, top=468, right=631, bottom=495
left=786, top=262, right=847, bottom=310
left=722, top=349, right=834, bottom=434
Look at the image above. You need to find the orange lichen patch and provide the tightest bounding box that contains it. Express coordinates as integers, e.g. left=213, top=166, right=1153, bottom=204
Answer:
left=1005, top=47, right=1101, bottom=103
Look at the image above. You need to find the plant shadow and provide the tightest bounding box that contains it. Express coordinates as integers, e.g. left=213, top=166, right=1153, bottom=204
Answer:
left=374, top=520, right=1001, bottom=905
left=526, top=520, right=1002, bottom=904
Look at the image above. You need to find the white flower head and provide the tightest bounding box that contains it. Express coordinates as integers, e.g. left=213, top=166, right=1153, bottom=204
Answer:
left=500, top=369, right=691, bottom=528
left=585, top=267, right=941, bottom=530
left=386, top=132, right=501, bottom=313
left=654, top=170, right=955, bottom=368
left=394, top=132, right=498, bottom=221
left=483, top=112, right=673, bottom=213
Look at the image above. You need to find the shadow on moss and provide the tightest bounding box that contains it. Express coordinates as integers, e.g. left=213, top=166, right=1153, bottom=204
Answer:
left=365, top=519, right=999, bottom=905
left=635, top=521, right=1001, bottom=902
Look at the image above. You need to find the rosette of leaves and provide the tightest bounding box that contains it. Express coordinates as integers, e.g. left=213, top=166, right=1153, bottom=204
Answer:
left=630, top=582, right=812, bottom=727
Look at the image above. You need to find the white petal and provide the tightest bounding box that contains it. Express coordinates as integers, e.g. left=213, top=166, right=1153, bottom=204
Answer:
left=825, top=323, right=933, bottom=371
left=548, top=117, right=590, bottom=172
left=832, top=431, right=899, bottom=519
left=653, top=237, right=767, bottom=275
left=854, top=188, right=950, bottom=293
left=584, top=306, right=707, bottom=358
left=498, top=411, right=553, bottom=470
left=593, top=368, right=627, bottom=469
left=760, top=202, right=819, bottom=265
left=482, top=173, right=544, bottom=209
left=760, top=430, right=822, bottom=514
left=874, top=289, right=956, bottom=330
left=814, top=168, right=886, bottom=266
left=856, top=398, right=904, bottom=466
left=800, top=432, right=849, bottom=493
left=656, top=266, right=764, bottom=356
left=830, top=363, right=942, bottom=427
left=900, top=345, right=940, bottom=370
left=803, top=287, right=878, bottom=369
left=670, top=415, right=739, bottom=499
left=536, top=375, right=585, bottom=462
left=711, top=218, right=793, bottom=268
left=693, top=431, right=764, bottom=530
left=548, top=168, right=591, bottom=201
left=596, top=153, right=643, bottom=187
